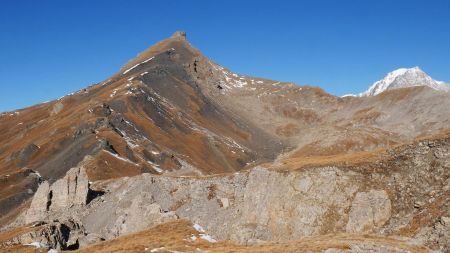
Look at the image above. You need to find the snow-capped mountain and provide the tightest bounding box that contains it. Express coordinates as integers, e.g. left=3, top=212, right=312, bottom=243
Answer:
left=360, top=67, right=450, bottom=96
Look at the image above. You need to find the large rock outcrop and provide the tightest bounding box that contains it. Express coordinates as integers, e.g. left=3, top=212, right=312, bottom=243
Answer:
left=82, top=166, right=362, bottom=242
left=26, top=167, right=89, bottom=224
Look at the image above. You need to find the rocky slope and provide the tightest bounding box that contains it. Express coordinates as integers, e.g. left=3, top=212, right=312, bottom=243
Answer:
left=0, top=32, right=450, bottom=252
left=2, top=134, right=449, bottom=252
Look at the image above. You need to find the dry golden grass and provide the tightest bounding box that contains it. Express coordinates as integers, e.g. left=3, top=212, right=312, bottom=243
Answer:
left=75, top=220, right=217, bottom=253
left=0, top=210, right=434, bottom=253
left=271, top=147, right=388, bottom=171
left=0, top=199, right=31, bottom=229
left=275, top=123, right=300, bottom=137
left=0, top=225, right=41, bottom=253
left=398, top=192, right=450, bottom=237
left=73, top=220, right=429, bottom=253
left=0, top=245, right=37, bottom=253
left=0, top=225, right=36, bottom=243
left=272, top=129, right=450, bottom=171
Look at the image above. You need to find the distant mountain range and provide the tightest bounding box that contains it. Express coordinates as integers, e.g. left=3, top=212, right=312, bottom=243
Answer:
left=359, top=66, right=450, bottom=96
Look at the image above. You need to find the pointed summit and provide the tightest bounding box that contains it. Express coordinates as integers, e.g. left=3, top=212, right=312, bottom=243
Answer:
left=360, top=67, right=450, bottom=96
left=118, top=31, right=196, bottom=76
left=171, top=31, right=187, bottom=40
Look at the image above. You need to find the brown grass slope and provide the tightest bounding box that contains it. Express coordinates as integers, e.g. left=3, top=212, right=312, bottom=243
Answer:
left=0, top=220, right=429, bottom=253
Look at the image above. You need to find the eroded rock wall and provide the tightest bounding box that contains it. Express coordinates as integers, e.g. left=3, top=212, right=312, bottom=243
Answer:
left=81, top=167, right=379, bottom=243
left=25, top=167, right=89, bottom=224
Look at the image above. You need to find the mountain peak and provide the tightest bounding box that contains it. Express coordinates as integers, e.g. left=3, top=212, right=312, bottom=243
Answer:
left=118, top=31, right=194, bottom=76
left=171, top=31, right=187, bottom=40
left=360, top=66, right=450, bottom=96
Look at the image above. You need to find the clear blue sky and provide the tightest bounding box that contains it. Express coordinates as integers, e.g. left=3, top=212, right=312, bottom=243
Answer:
left=1, top=0, right=449, bottom=112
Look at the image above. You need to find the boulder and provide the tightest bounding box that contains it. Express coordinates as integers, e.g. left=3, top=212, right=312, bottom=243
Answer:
left=346, top=190, right=391, bottom=233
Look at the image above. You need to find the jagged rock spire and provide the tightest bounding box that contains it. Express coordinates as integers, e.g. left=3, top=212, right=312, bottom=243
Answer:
left=171, top=31, right=187, bottom=40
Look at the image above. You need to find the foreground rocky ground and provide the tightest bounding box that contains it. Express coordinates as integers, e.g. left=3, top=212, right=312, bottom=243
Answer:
left=1, top=134, right=449, bottom=252
left=0, top=220, right=434, bottom=253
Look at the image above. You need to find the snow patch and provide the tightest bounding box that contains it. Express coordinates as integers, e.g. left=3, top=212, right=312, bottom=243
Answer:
left=23, top=242, right=45, bottom=249
left=110, top=89, right=118, bottom=97
left=200, top=234, right=216, bottom=243
left=8, top=111, right=20, bottom=116
left=193, top=224, right=216, bottom=243
left=104, top=150, right=137, bottom=165
left=150, top=247, right=165, bottom=252
left=146, top=160, right=163, bottom=173
left=33, top=171, right=42, bottom=178
left=120, top=130, right=139, bottom=149
left=123, top=57, right=155, bottom=75
left=193, top=223, right=205, bottom=232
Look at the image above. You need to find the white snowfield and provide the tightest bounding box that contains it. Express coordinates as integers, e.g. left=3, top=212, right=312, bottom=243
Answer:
left=360, top=67, right=450, bottom=96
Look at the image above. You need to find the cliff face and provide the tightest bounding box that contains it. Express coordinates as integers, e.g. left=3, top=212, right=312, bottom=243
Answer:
left=10, top=135, right=449, bottom=251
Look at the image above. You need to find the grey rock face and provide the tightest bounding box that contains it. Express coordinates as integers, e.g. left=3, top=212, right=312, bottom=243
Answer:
left=50, top=167, right=89, bottom=211
left=25, top=181, right=50, bottom=224
left=346, top=190, right=391, bottom=233
left=26, top=167, right=89, bottom=224
left=80, top=167, right=361, bottom=243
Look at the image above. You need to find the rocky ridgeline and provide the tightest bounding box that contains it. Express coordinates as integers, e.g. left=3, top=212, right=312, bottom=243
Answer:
left=9, top=137, right=450, bottom=251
